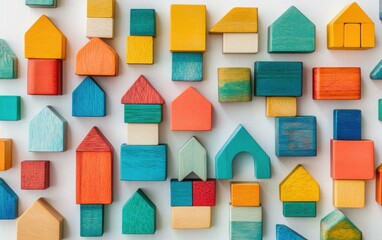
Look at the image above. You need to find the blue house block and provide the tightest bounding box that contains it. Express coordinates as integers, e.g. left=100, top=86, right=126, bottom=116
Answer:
left=0, top=96, right=20, bottom=121
left=170, top=179, right=192, bottom=206
left=276, top=116, right=317, bottom=156
left=80, top=204, right=103, bottom=237
left=0, top=178, right=18, bottom=219
left=333, top=109, right=361, bottom=140
left=276, top=224, right=307, bottom=240
left=130, top=9, right=156, bottom=36
left=172, top=52, right=203, bottom=81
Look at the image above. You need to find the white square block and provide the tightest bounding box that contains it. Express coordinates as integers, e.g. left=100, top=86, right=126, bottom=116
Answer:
left=223, top=33, right=258, bottom=53
left=86, top=18, right=114, bottom=38
left=127, top=124, right=159, bottom=145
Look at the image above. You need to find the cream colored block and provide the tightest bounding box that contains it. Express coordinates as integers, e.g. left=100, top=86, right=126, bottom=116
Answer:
left=333, top=180, right=365, bottom=208
left=172, top=206, right=211, bottom=229
left=223, top=33, right=258, bottom=53
left=127, top=124, right=159, bottom=145
left=86, top=18, right=114, bottom=38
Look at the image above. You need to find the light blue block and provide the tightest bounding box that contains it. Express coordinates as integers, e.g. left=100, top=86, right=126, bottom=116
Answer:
left=0, top=178, right=18, bottom=220
left=276, top=224, right=307, bottom=240
left=170, top=179, right=192, bottom=206
left=80, top=204, right=103, bottom=237
left=25, top=0, right=56, bottom=7
left=333, top=109, right=361, bottom=140
left=231, top=221, right=262, bottom=240
left=172, top=52, right=203, bottom=81
left=130, top=9, right=156, bottom=36
left=0, top=96, right=20, bottom=121
left=0, top=39, right=17, bottom=79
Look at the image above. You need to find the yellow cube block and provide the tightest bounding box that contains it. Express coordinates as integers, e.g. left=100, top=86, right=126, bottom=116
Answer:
left=126, top=36, right=154, bottom=64
left=87, top=0, right=114, bottom=18
left=266, top=97, right=297, bottom=117
left=333, top=180, right=365, bottom=208
left=231, top=182, right=260, bottom=207
left=0, top=139, right=12, bottom=171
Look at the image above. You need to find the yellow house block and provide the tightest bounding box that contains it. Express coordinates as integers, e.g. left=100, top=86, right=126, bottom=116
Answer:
left=266, top=97, right=297, bottom=117
left=87, top=0, right=115, bottom=18
left=126, top=36, right=153, bottom=65
left=333, top=180, right=365, bottom=208
left=0, top=139, right=12, bottom=171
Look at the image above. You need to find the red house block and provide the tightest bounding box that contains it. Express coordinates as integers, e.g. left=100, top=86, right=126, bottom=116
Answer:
left=192, top=179, right=216, bottom=206
left=27, top=59, right=62, bottom=95
left=21, top=161, right=50, bottom=190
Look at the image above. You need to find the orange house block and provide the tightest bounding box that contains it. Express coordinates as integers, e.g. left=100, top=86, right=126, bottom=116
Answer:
left=376, top=164, right=382, bottom=205
left=27, top=59, right=62, bottom=95
left=231, top=182, right=260, bottom=207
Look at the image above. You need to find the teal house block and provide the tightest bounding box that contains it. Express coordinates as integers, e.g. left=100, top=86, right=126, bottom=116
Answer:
left=275, top=116, right=317, bottom=157
left=333, top=109, right=361, bottom=140
left=0, top=39, right=17, bottom=79
left=268, top=6, right=315, bottom=53
left=72, top=77, right=106, bottom=117
left=276, top=224, right=307, bottom=240
left=124, top=104, right=162, bottom=123
left=283, top=202, right=316, bottom=217
left=0, top=96, right=20, bottom=121
left=25, top=0, right=56, bottom=7
left=122, top=189, right=156, bottom=234
left=80, top=204, right=103, bottom=237
left=130, top=9, right=156, bottom=36
left=370, top=60, right=382, bottom=80
left=170, top=179, right=192, bottom=206
left=172, top=52, right=203, bottom=81
left=120, top=144, right=167, bottom=181
left=230, top=205, right=262, bottom=240
left=255, top=61, right=303, bottom=96
left=0, top=178, right=18, bottom=219
left=321, top=210, right=362, bottom=240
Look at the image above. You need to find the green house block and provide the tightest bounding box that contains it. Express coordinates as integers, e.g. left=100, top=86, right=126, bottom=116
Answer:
left=379, top=99, right=382, bottom=121
left=80, top=204, right=103, bottom=237
left=0, top=96, right=20, bottom=121
left=172, top=52, right=203, bottom=81
left=130, top=9, right=156, bottom=36
left=218, top=68, right=252, bottom=102
left=25, top=0, right=56, bottom=7
left=283, top=202, right=316, bottom=217
left=124, top=104, right=162, bottom=123
left=0, top=39, right=17, bottom=79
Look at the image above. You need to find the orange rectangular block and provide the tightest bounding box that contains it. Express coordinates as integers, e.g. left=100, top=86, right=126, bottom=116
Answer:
left=231, top=182, right=260, bottom=207
left=27, top=59, right=62, bottom=95
left=376, top=165, right=382, bottom=205
left=313, top=67, right=361, bottom=100
left=0, top=139, right=12, bottom=171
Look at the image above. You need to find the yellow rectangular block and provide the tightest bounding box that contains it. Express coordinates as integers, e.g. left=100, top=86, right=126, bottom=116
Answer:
left=266, top=97, right=297, bottom=117
left=333, top=180, right=365, bottom=208
left=361, top=23, right=375, bottom=48
left=0, top=139, right=12, bottom=171
left=170, top=4, right=206, bottom=52
left=344, top=24, right=360, bottom=48
left=87, top=0, right=114, bottom=18
left=126, top=36, right=154, bottom=64
left=172, top=206, right=211, bottom=229
left=327, top=23, right=344, bottom=49
left=231, top=182, right=260, bottom=207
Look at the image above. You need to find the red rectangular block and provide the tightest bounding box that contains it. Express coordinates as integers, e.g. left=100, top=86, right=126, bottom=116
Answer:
left=192, top=179, right=216, bottom=206
left=27, top=59, right=62, bottom=95
left=21, top=160, right=50, bottom=190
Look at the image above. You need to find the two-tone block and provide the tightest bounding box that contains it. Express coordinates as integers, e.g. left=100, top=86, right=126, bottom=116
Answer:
left=276, top=224, right=307, bottom=240
left=0, top=96, right=20, bottom=121
left=86, top=0, right=115, bottom=38
left=230, top=205, right=262, bottom=240
left=171, top=179, right=216, bottom=207
left=218, top=68, right=251, bottom=102
left=321, top=210, right=362, bottom=240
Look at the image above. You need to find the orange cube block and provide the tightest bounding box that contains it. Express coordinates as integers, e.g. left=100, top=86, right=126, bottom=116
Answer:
left=231, top=182, right=260, bottom=207
left=27, top=59, right=62, bottom=95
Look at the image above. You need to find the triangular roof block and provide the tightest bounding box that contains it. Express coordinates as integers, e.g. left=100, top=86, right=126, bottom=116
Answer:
left=77, top=127, right=113, bottom=152
left=330, top=2, right=373, bottom=24
left=280, top=164, right=319, bottom=202
left=0, top=39, right=17, bottom=79
left=178, top=137, right=207, bottom=181
left=209, top=8, right=258, bottom=33
left=321, top=209, right=362, bottom=240
left=121, top=75, right=165, bottom=104
left=370, top=60, right=382, bottom=80
left=215, top=124, right=271, bottom=179
left=25, top=15, right=66, bottom=59
left=0, top=178, right=18, bottom=219
left=276, top=224, right=307, bottom=240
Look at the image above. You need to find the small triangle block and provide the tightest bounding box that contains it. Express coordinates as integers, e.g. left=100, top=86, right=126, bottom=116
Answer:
left=121, top=75, right=165, bottom=104
left=370, top=60, right=382, bottom=80
left=276, top=224, right=307, bottom=240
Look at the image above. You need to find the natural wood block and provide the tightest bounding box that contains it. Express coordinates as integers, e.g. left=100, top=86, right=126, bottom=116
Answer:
left=121, top=75, right=165, bottom=104
left=130, top=9, right=156, bottom=36
left=25, top=0, right=56, bottom=7
left=27, top=59, right=62, bottom=95
left=127, top=124, right=158, bottom=145
left=80, top=204, right=103, bottom=237
left=0, top=139, right=12, bottom=171
left=170, top=179, right=192, bottom=206
left=283, top=202, right=316, bottom=217
left=210, top=7, right=258, bottom=33
left=231, top=182, right=260, bottom=207
left=266, top=97, right=297, bottom=117
left=0, top=39, right=17, bottom=79
left=172, top=206, right=211, bottom=229
left=370, top=60, right=382, bottom=80
left=0, top=178, right=18, bottom=219
left=178, top=137, right=207, bottom=181
left=86, top=18, right=114, bottom=38
left=344, top=24, right=360, bottom=48
left=192, top=179, right=216, bottom=206
left=333, top=180, right=365, bottom=208
left=124, top=104, right=162, bottom=123
left=223, top=33, right=258, bottom=54
left=333, top=109, right=361, bottom=140
left=172, top=52, right=203, bottom=81
left=126, top=36, right=154, bottom=64
left=87, top=0, right=114, bottom=18
left=321, top=209, right=362, bottom=240
left=21, top=160, right=50, bottom=190
left=218, top=67, right=251, bottom=102
left=230, top=205, right=262, bottom=240
left=276, top=224, right=307, bottom=240
left=376, top=164, right=382, bottom=205
left=0, top=96, right=20, bottom=121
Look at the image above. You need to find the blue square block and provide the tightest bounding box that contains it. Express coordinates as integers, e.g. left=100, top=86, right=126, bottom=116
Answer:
left=276, top=116, right=317, bottom=156
left=172, top=52, right=203, bottom=81
left=130, top=9, right=156, bottom=36
left=0, top=96, right=20, bottom=121
left=333, top=109, right=361, bottom=140
left=80, top=204, right=103, bottom=237
left=170, top=179, right=192, bottom=206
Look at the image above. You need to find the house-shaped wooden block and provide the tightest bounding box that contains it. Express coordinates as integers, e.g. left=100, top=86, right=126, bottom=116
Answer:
left=321, top=209, right=362, bottom=240
left=327, top=2, right=374, bottom=49
left=0, top=39, right=17, bottom=79
left=29, top=106, right=67, bottom=152
left=0, top=139, right=12, bottom=171
left=17, top=198, right=64, bottom=240
left=0, top=178, right=18, bottom=219
left=76, top=127, right=113, bottom=204
left=178, top=137, right=207, bottom=181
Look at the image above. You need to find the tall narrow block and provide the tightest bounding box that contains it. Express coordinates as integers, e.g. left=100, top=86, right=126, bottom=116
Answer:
left=218, top=68, right=251, bottom=102
left=333, top=109, right=361, bottom=140
left=172, top=52, right=203, bottom=81
left=0, top=139, right=12, bottom=171
left=0, top=96, right=20, bottom=121
left=376, top=164, right=382, bottom=205
left=80, top=204, right=103, bottom=237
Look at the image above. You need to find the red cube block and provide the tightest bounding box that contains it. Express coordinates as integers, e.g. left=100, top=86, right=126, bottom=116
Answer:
left=21, top=160, right=50, bottom=190
left=27, top=59, right=62, bottom=95
left=192, top=179, right=216, bottom=206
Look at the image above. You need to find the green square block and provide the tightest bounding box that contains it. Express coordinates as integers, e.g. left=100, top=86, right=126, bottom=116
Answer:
left=130, top=9, right=156, bottom=36
left=218, top=68, right=252, bottom=102
left=172, top=52, right=203, bottom=81
left=0, top=96, right=20, bottom=121
left=25, top=0, right=56, bottom=7
left=80, top=204, right=104, bottom=237
left=283, top=202, right=316, bottom=217
left=124, top=104, right=162, bottom=123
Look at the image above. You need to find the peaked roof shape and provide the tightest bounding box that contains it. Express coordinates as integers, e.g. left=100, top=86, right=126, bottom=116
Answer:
left=330, top=2, right=373, bottom=23
left=121, top=75, right=165, bottom=104
left=77, top=127, right=113, bottom=152
left=276, top=224, right=307, bottom=240
left=370, top=60, right=382, bottom=80
left=0, top=178, right=18, bottom=220
left=0, top=39, right=17, bottom=79
left=178, top=137, right=207, bottom=181
left=321, top=209, right=362, bottom=240
left=209, top=7, right=258, bottom=33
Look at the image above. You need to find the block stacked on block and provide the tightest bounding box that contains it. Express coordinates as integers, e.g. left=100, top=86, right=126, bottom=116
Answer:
left=320, top=209, right=362, bottom=240
left=87, top=0, right=114, bottom=38
left=0, top=178, right=18, bottom=219
left=0, top=39, right=17, bottom=79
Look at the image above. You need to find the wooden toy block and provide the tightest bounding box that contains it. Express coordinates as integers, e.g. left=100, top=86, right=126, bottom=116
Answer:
left=87, top=0, right=114, bottom=18
left=218, top=67, right=251, bottom=102
left=266, top=97, right=297, bottom=117
left=76, top=127, right=113, bottom=204
left=280, top=165, right=320, bottom=202
left=330, top=140, right=374, bottom=180
left=80, top=204, right=103, bottom=237
left=0, top=39, right=17, bottom=79
left=120, top=144, right=167, bottom=181
left=121, top=75, right=165, bottom=104
left=170, top=179, right=192, bottom=206
left=127, top=124, right=158, bottom=145
left=171, top=87, right=212, bottom=131
left=379, top=99, right=382, bottom=121
left=333, top=109, right=361, bottom=140
left=254, top=61, right=303, bottom=97
left=178, top=137, right=207, bottom=181
left=370, top=60, right=382, bottom=80
left=0, top=178, right=18, bottom=219
left=283, top=202, right=316, bottom=217
left=275, top=116, right=317, bottom=156
left=223, top=33, right=258, bottom=53
left=17, top=198, right=64, bottom=240
left=193, top=179, right=216, bottom=206
left=333, top=180, right=365, bottom=208
left=21, top=160, right=50, bottom=190
left=276, top=224, right=307, bottom=240
left=172, top=52, right=203, bottom=81
left=130, top=9, right=156, bottom=36
left=124, top=104, right=162, bottom=123
left=75, top=38, right=118, bottom=76
left=25, top=0, right=56, bottom=7
left=231, top=182, right=260, bottom=207
left=27, top=59, right=62, bottom=95
left=86, top=18, right=114, bottom=38
left=216, top=124, right=271, bottom=179
left=344, top=24, right=360, bottom=48
left=122, top=189, right=156, bottom=234
left=230, top=205, right=262, bottom=240
left=126, top=36, right=154, bottom=64
left=0, top=139, right=12, bottom=171
left=376, top=164, right=382, bottom=205
left=72, top=77, right=106, bottom=117
left=380, top=0, right=382, bottom=20
left=210, top=8, right=258, bottom=33
left=172, top=206, right=211, bottom=229
left=321, top=209, right=362, bottom=240
left=29, top=106, right=67, bottom=152
left=170, top=4, right=206, bottom=52
left=268, top=6, right=315, bottom=53
left=25, top=15, right=66, bottom=59
left=0, top=96, right=20, bottom=120
left=230, top=205, right=262, bottom=222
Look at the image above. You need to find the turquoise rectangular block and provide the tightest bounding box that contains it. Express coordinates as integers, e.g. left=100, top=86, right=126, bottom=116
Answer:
left=333, top=109, right=361, bottom=140
left=170, top=179, right=192, bottom=206
left=172, top=52, right=203, bottom=81
left=231, top=221, right=262, bottom=240
left=283, top=202, right=316, bottom=217
left=130, top=9, right=156, bottom=36
left=80, top=204, right=103, bottom=237
left=124, top=104, right=162, bottom=123
left=25, top=0, right=56, bottom=7
left=0, top=96, right=20, bottom=121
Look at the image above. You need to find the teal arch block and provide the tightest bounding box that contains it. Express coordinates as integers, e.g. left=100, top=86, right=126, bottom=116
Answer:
left=130, top=9, right=156, bottom=36
left=0, top=178, right=18, bottom=219
left=80, top=204, right=103, bottom=237
left=283, top=202, right=316, bottom=217
left=124, top=104, right=162, bottom=123
left=333, top=109, right=361, bottom=140
left=370, top=59, right=382, bottom=80
left=276, top=224, right=307, bottom=240
left=172, top=52, right=203, bottom=81
left=0, top=96, right=20, bottom=121
left=25, top=0, right=56, bottom=7
left=170, top=179, right=192, bottom=206
left=0, top=39, right=17, bottom=79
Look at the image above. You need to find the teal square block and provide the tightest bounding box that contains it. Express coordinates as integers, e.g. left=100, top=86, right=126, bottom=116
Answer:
left=80, top=204, right=104, bottom=237
left=231, top=221, right=262, bottom=240
left=283, top=202, right=316, bottom=217
left=25, top=0, right=56, bottom=7
left=0, top=96, right=20, bottom=121
left=170, top=179, right=192, bottom=206
left=124, top=104, right=162, bottom=123
left=130, top=9, right=156, bottom=36
left=172, top=53, right=203, bottom=81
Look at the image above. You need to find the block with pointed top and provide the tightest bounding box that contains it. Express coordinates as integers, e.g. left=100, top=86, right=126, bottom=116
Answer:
left=276, top=224, right=307, bottom=240
left=0, top=39, right=17, bottom=79
left=321, top=209, right=362, bottom=240
left=178, top=137, right=207, bottom=181
left=370, top=60, right=382, bottom=80
left=0, top=178, right=18, bottom=219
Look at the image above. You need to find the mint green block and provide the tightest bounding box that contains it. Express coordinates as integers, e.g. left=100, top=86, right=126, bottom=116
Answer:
left=0, top=39, right=17, bottom=79
left=124, top=104, right=162, bottom=123
left=283, top=202, right=316, bottom=217
left=0, top=96, right=20, bottom=121
left=25, top=0, right=56, bottom=7
left=80, top=204, right=103, bottom=237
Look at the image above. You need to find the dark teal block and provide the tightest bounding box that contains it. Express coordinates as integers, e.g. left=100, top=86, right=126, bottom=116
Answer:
left=370, top=60, right=382, bottom=80
left=276, top=116, right=317, bottom=157
left=80, top=204, right=104, bottom=237
left=379, top=99, right=382, bottom=121
left=276, top=224, right=307, bottom=240
left=170, top=179, right=192, bottom=206
left=25, top=0, right=56, bottom=7
left=231, top=221, right=262, bottom=240
left=283, top=202, right=316, bottom=217
left=124, top=104, right=162, bottom=123
left=0, top=96, right=20, bottom=121
left=172, top=52, right=203, bottom=81
left=0, top=178, right=18, bottom=220
left=333, top=109, right=361, bottom=140
left=120, top=144, right=167, bottom=181
left=130, top=9, right=156, bottom=36
left=254, top=61, right=302, bottom=97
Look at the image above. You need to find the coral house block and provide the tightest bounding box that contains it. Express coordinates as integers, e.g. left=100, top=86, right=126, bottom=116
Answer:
left=21, top=161, right=50, bottom=190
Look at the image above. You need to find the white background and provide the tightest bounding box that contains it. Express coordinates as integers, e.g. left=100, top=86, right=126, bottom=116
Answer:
left=1, top=0, right=382, bottom=239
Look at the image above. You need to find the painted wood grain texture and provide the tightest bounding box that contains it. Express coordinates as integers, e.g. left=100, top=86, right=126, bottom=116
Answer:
left=124, top=104, right=162, bottom=123
left=376, top=164, right=382, bottom=205
left=21, top=160, right=50, bottom=190
left=172, top=206, right=211, bottom=229
left=344, top=24, right=360, bottom=48
left=86, top=18, right=114, bottom=38
left=17, top=198, right=64, bottom=240
left=121, top=75, right=165, bottom=104
left=268, top=6, right=315, bottom=53
left=0, top=96, right=20, bottom=120
left=192, top=179, right=216, bottom=206
left=29, top=106, right=67, bottom=152
left=0, top=139, right=12, bottom=171
left=223, top=33, right=258, bottom=53
left=255, top=61, right=303, bottom=96
left=333, top=180, right=365, bottom=208
left=127, top=124, right=158, bottom=145
left=122, top=189, right=156, bottom=234
left=0, top=178, right=18, bottom=219
left=282, top=202, right=316, bottom=217
left=171, top=87, right=212, bottom=131
left=25, top=15, right=66, bottom=59
left=178, top=137, right=207, bottom=181
left=330, top=140, right=374, bottom=180
left=370, top=59, right=382, bottom=79
left=75, top=37, right=118, bottom=76
left=230, top=205, right=262, bottom=240
left=80, top=204, right=103, bottom=237
left=333, top=109, right=361, bottom=140
left=27, top=59, right=62, bottom=95
left=230, top=205, right=262, bottom=222
left=172, top=52, right=203, bottom=81
left=276, top=224, right=307, bottom=240
left=231, top=182, right=260, bottom=207
left=0, top=39, right=17, bottom=79
left=25, top=0, right=56, bottom=7
left=215, top=124, right=271, bottom=179
left=170, top=179, right=192, bottom=206
left=130, top=9, right=156, bottom=36
left=126, top=36, right=154, bottom=64
left=266, top=97, right=297, bottom=117
left=321, top=209, right=362, bottom=240
left=209, top=7, right=258, bottom=33
left=120, top=144, right=167, bottom=181
left=218, top=67, right=251, bottom=102
left=87, top=0, right=114, bottom=18
left=379, top=99, right=382, bottom=121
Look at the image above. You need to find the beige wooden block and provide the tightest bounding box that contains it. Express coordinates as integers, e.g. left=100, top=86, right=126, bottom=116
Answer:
left=266, top=97, right=297, bottom=117
left=172, top=206, right=211, bottom=229
left=333, top=180, right=365, bottom=208
left=86, top=18, right=114, bottom=38
left=127, top=124, right=159, bottom=145
left=223, top=33, right=258, bottom=53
